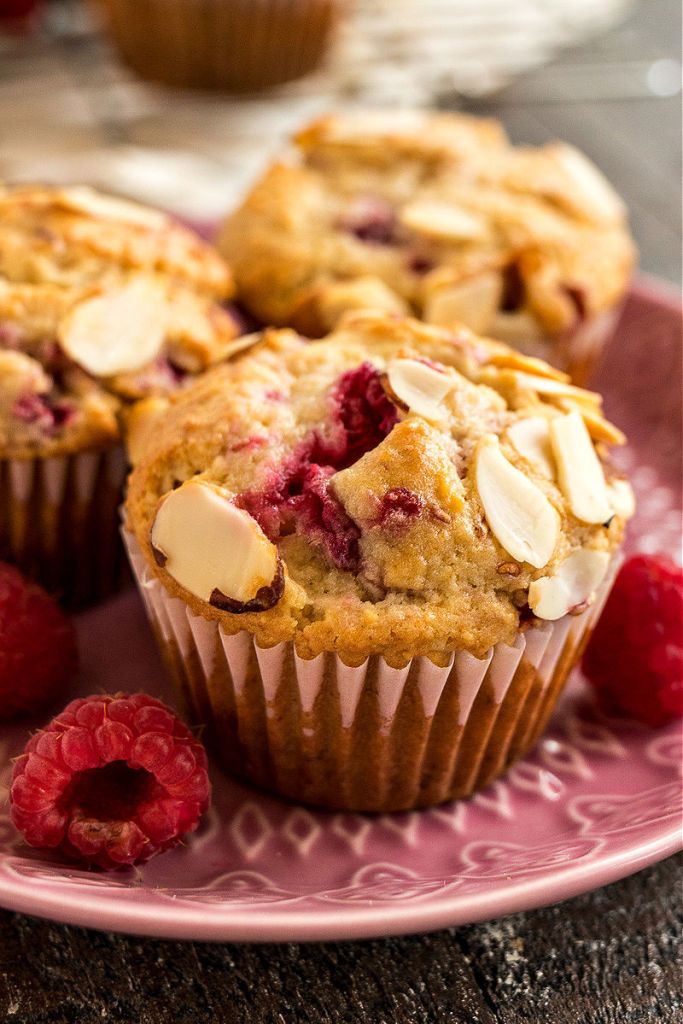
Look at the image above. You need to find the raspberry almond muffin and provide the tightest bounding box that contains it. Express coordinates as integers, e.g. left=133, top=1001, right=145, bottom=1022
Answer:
left=125, top=312, right=634, bottom=811
left=220, top=111, right=636, bottom=383
left=0, top=184, right=251, bottom=603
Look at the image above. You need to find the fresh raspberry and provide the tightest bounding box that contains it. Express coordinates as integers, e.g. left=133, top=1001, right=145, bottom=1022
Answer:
left=583, top=554, right=683, bottom=726
left=0, top=563, right=78, bottom=721
left=10, top=693, right=211, bottom=869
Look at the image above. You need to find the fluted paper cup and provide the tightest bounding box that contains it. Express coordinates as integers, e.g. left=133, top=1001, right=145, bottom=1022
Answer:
left=124, top=529, right=619, bottom=812
left=94, top=0, right=343, bottom=93
left=1, top=446, right=128, bottom=606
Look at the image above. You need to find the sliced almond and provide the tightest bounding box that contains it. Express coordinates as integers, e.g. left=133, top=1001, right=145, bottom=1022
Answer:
left=552, top=397, right=626, bottom=446
left=150, top=480, right=283, bottom=611
left=399, top=200, right=487, bottom=242
left=550, top=411, right=611, bottom=524
left=475, top=434, right=559, bottom=568
left=489, top=310, right=546, bottom=348
left=423, top=271, right=503, bottom=334
left=59, top=277, right=169, bottom=377
left=55, top=186, right=169, bottom=229
left=529, top=548, right=610, bottom=620
left=506, top=417, right=555, bottom=478
left=551, top=144, right=625, bottom=224
left=606, top=477, right=636, bottom=519
left=384, top=358, right=453, bottom=422
left=485, top=350, right=569, bottom=382
left=512, top=371, right=602, bottom=407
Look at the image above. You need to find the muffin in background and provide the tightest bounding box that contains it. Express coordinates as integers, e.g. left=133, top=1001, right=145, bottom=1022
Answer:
left=93, top=0, right=345, bottom=93
left=125, top=311, right=633, bottom=812
left=0, top=183, right=248, bottom=604
left=219, top=111, right=636, bottom=383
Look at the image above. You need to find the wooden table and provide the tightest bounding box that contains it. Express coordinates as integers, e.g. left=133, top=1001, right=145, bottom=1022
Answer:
left=0, top=1, right=680, bottom=1020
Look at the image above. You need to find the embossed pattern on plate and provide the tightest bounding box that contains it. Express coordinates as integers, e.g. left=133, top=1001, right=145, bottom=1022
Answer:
left=0, top=282, right=680, bottom=941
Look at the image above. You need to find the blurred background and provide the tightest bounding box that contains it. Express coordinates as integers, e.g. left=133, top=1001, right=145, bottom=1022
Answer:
left=0, top=0, right=680, bottom=282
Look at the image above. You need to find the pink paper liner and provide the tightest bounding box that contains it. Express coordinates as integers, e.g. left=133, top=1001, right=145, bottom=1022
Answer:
left=0, top=446, right=128, bottom=605
left=124, top=529, right=620, bottom=812
left=95, top=0, right=342, bottom=92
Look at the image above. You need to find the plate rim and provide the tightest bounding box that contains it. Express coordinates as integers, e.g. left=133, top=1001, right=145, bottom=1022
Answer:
left=0, top=276, right=680, bottom=942
left=0, top=815, right=680, bottom=941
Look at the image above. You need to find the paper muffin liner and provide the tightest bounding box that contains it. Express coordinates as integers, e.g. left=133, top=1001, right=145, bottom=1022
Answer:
left=95, top=0, right=342, bottom=92
left=124, top=529, right=619, bottom=812
left=1, top=446, right=129, bottom=606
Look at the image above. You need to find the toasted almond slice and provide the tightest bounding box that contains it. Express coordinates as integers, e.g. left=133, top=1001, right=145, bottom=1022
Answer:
left=529, top=548, right=610, bottom=620
left=59, top=277, right=168, bottom=377
left=506, top=417, right=556, bottom=478
left=384, top=358, right=452, bottom=422
left=150, top=480, right=283, bottom=611
left=489, top=310, right=546, bottom=348
left=475, top=434, right=559, bottom=568
left=606, top=478, right=636, bottom=519
left=552, top=397, right=626, bottom=446
left=512, top=371, right=602, bottom=407
left=399, top=200, right=487, bottom=242
left=424, top=271, right=503, bottom=333
left=551, top=144, right=625, bottom=224
left=550, top=411, right=612, bottom=524
left=485, top=350, right=569, bottom=382
left=55, top=186, right=169, bottom=229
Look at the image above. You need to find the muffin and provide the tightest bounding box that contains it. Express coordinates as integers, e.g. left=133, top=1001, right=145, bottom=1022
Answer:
left=124, top=311, right=634, bottom=812
left=0, top=183, right=249, bottom=603
left=93, top=0, right=344, bottom=92
left=219, top=111, right=636, bottom=383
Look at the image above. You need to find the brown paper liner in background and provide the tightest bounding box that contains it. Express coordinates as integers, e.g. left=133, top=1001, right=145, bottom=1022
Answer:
left=124, top=531, right=619, bottom=813
left=1, top=447, right=129, bottom=606
left=93, top=0, right=344, bottom=93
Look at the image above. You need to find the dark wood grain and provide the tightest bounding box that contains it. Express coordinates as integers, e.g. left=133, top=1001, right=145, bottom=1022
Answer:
left=0, top=855, right=680, bottom=1023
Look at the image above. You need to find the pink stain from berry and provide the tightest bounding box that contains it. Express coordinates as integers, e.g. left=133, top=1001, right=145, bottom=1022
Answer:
left=583, top=554, right=683, bottom=727
left=10, top=693, right=211, bottom=869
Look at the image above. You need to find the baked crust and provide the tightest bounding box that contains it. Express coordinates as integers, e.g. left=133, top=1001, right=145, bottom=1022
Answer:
left=0, top=185, right=240, bottom=459
left=126, top=312, right=631, bottom=664
left=219, top=111, right=636, bottom=339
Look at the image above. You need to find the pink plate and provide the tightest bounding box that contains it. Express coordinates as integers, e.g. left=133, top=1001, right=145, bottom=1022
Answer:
left=0, top=280, right=681, bottom=941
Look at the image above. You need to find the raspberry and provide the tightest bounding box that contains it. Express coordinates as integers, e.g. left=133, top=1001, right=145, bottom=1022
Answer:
left=583, top=554, right=683, bottom=726
left=237, top=363, right=397, bottom=571
left=340, top=197, right=397, bottom=245
left=0, top=563, right=78, bottom=721
left=10, top=693, right=211, bottom=868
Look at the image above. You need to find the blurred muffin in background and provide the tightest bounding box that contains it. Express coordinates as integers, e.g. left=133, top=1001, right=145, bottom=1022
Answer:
left=92, top=0, right=345, bottom=93
left=0, top=183, right=246, bottom=604
left=219, top=111, right=636, bottom=382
